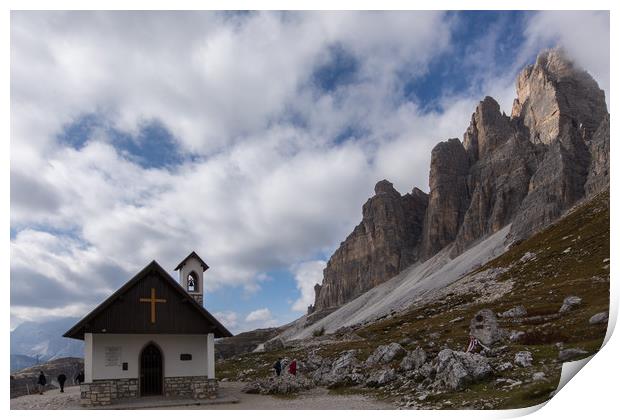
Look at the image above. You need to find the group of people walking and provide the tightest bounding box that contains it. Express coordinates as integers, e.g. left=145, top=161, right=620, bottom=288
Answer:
left=272, top=357, right=297, bottom=377
left=35, top=370, right=84, bottom=395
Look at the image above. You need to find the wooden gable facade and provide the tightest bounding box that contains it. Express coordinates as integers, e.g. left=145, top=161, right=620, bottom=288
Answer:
left=64, top=260, right=232, bottom=340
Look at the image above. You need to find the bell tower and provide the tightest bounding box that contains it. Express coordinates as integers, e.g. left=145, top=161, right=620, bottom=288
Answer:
left=174, top=251, right=209, bottom=306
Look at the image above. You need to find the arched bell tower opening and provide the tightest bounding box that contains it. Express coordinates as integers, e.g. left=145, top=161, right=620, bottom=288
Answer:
left=174, top=251, right=209, bottom=306
left=187, top=271, right=199, bottom=293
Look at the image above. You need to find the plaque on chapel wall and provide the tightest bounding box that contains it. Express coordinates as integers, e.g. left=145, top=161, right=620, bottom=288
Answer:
left=104, top=346, right=122, bottom=366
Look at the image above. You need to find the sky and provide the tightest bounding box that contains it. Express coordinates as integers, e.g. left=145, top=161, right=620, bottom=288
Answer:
left=10, top=10, right=610, bottom=334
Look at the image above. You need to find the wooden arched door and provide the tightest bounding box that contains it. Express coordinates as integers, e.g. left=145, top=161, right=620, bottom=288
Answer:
left=140, top=343, right=163, bottom=396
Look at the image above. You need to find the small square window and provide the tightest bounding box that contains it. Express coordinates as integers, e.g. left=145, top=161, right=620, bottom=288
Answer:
left=122, top=362, right=128, bottom=371
left=180, top=354, right=192, bottom=361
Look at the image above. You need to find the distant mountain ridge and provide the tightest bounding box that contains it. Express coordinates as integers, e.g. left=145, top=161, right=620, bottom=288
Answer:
left=310, top=48, right=610, bottom=314
left=10, top=317, right=84, bottom=371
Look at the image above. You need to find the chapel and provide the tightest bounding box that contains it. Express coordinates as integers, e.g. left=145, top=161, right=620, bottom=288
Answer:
left=64, top=251, right=232, bottom=406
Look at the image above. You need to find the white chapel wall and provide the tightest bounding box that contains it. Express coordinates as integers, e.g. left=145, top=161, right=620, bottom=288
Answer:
left=91, top=334, right=208, bottom=380
left=84, top=333, right=94, bottom=383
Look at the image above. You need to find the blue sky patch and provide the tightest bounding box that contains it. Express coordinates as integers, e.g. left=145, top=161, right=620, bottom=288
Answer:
left=403, top=11, right=533, bottom=112
left=57, top=114, right=184, bottom=169
left=312, top=44, right=359, bottom=93
left=207, top=269, right=301, bottom=333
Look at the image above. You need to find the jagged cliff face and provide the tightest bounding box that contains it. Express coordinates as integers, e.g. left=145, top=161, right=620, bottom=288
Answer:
left=421, top=138, right=470, bottom=258
left=311, top=180, right=428, bottom=312
left=508, top=49, right=609, bottom=240
left=511, top=50, right=607, bottom=146
left=426, top=47, right=609, bottom=252
left=311, top=48, right=609, bottom=313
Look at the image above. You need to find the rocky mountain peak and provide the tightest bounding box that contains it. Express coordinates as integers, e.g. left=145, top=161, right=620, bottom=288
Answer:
left=310, top=48, right=609, bottom=315
left=421, top=138, right=470, bottom=258
left=463, top=96, right=512, bottom=162
left=374, top=179, right=398, bottom=195
left=511, top=47, right=607, bottom=145
left=411, top=187, right=428, bottom=200
left=311, top=179, right=428, bottom=313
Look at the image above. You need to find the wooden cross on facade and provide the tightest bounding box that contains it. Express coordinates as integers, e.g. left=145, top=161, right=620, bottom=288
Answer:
left=139, top=288, right=167, bottom=324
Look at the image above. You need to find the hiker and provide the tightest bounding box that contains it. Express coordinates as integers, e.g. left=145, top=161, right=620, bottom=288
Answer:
left=289, top=359, right=297, bottom=376
left=57, top=373, right=67, bottom=393
left=75, top=371, right=84, bottom=385
left=273, top=357, right=282, bottom=376
left=37, top=371, right=46, bottom=395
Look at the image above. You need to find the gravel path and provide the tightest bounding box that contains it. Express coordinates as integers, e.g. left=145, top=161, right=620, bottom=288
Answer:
left=10, top=382, right=392, bottom=410
left=11, top=386, right=81, bottom=410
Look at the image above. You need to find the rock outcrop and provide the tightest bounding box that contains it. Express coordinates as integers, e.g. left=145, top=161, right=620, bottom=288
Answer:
left=311, top=181, right=428, bottom=312
left=365, top=342, right=406, bottom=366
left=434, top=349, right=492, bottom=391
left=311, top=47, right=609, bottom=314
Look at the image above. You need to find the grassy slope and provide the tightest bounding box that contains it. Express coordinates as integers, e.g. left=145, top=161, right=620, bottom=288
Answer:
left=217, top=191, right=610, bottom=409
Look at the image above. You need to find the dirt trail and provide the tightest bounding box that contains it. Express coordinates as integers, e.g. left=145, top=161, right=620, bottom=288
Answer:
left=10, top=382, right=393, bottom=410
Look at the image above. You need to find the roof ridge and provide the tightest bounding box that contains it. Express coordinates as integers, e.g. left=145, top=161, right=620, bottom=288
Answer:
left=63, top=259, right=231, bottom=339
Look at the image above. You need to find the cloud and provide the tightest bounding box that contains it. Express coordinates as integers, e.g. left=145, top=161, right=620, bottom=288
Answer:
left=213, top=311, right=239, bottom=331
left=10, top=11, right=609, bottom=327
left=245, top=308, right=273, bottom=323
left=522, top=11, right=610, bottom=106
left=10, top=11, right=459, bottom=324
left=10, top=171, right=62, bottom=216
left=291, top=260, right=326, bottom=312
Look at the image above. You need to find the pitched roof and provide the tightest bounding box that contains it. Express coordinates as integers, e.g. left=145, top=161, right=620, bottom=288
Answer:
left=174, top=251, right=209, bottom=272
left=63, top=260, right=232, bottom=340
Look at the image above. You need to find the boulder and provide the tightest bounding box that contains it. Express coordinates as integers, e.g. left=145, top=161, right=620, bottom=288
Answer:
left=499, top=306, right=527, bottom=318
left=314, top=350, right=365, bottom=387
left=399, top=347, right=427, bottom=371
left=304, top=351, right=324, bottom=372
left=416, top=363, right=436, bottom=381
left=559, top=296, right=582, bottom=314
left=264, top=337, right=285, bottom=352
left=365, top=369, right=397, bottom=388
left=366, top=343, right=406, bottom=366
left=331, top=350, right=360, bottom=375
left=514, top=351, right=533, bottom=367
left=519, top=252, right=537, bottom=263
left=470, top=309, right=503, bottom=346
left=242, top=375, right=314, bottom=395
left=496, top=362, right=513, bottom=372
left=558, top=348, right=588, bottom=362
left=434, top=349, right=492, bottom=391
left=532, top=372, right=546, bottom=381
left=589, top=312, right=608, bottom=325
left=399, top=337, right=414, bottom=346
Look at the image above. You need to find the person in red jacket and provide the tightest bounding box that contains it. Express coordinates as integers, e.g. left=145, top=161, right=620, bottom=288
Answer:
left=288, top=359, right=297, bottom=376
